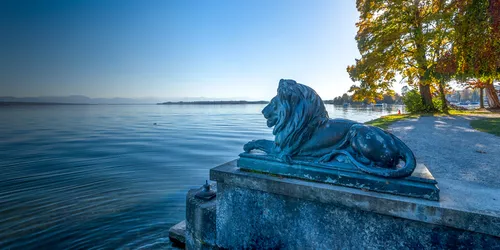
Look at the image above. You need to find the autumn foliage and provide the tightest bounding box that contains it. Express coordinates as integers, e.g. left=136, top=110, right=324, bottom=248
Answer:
left=348, top=0, right=500, bottom=110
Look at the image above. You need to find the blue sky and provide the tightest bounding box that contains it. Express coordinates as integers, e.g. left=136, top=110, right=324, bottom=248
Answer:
left=0, top=0, right=361, bottom=100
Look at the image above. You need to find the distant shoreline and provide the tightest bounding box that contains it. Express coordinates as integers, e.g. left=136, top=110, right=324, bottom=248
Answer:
left=0, top=101, right=402, bottom=106
left=157, top=101, right=269, bottom=105
left=0, top=102, right=95, bottom=106
left=0, top=102, right=155, bottom=106
left=0, top=101, right=271, bottom=106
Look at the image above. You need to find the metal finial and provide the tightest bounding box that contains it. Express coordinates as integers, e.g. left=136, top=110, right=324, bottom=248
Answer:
left=195, top=180, right=216, bottom=200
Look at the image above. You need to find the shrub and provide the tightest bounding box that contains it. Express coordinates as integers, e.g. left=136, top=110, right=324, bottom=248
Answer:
left=402, top=89, right=438, bottom=113
left=403, top=89, right=424, bottom=113
left=432, top=97, right=446, bottom=113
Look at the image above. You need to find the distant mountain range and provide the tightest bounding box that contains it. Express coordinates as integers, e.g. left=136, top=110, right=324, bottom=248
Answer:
left=158, top=100, right=268, bottom=105
left=0, top=96, right=265, bottom=105
left=0, top=95, right=158, bottom=104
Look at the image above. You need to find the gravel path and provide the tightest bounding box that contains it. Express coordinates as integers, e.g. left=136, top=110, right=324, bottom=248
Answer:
left=389, top=115, right=500, bottom=188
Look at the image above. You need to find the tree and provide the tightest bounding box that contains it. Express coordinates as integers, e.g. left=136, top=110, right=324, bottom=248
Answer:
left=341, top=93, right=350, bottom=104
left=381, top=94, right=395, bottom=104
left=434, top=50, right=457, bottom=112
left=347, top=0, right=455, bottom=111
left=464, top=80, right=488, bottom=108
left=453, top=0, right=500, bottom=108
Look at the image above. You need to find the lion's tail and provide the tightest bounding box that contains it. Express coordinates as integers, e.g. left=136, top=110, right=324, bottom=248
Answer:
left=336, top=134, right=417, bottom=178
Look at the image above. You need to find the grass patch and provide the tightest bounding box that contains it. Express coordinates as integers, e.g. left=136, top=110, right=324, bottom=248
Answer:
left=470, top=118, right=500, bottom=136
left=447, top=109, right=492, bottom=115
left=366, top=108, right=498, bottom=129
left=365, top=114, right=420, bottom=129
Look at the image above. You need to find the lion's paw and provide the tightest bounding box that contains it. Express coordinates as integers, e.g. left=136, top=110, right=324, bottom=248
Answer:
left=243, top=141, right=255, bottom=152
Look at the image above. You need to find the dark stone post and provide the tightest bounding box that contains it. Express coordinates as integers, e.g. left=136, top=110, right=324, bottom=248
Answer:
left=185, top=184, right=217, bottom=250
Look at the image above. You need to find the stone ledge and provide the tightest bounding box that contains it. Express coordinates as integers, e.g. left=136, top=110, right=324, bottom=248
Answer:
left=238, top=153, right=440, bottom=201
left=210, top=160, right=500, bottom=237
left=168, top=220, right=186, bottom=246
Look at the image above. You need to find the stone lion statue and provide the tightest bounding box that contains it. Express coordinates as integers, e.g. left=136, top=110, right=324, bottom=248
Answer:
left=243, top=79, right=416, bottom=178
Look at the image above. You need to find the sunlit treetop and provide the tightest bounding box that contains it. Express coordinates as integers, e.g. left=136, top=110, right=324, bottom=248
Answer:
left=348, top=0, right=455, bottom=104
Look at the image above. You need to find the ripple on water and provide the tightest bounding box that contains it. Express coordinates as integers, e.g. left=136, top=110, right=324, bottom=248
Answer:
left=0, top=104, right=399, bottom=249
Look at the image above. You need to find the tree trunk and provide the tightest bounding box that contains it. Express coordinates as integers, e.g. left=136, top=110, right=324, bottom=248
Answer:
left=438, top=81, right=448, bottom=113
left=413, top=1, right=435, bottom=111
left=480, top=87, right=485, bottom=109
left=485, top=82, right=500, bottom=108
left=419, top=83, right=434, bottom=109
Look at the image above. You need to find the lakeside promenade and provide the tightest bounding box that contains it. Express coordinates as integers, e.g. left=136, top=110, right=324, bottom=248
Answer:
left=389, top=114, right=500, bottom=188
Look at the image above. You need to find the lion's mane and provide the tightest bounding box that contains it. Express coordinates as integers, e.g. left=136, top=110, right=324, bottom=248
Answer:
left=273, top=79, right=329, bottom=156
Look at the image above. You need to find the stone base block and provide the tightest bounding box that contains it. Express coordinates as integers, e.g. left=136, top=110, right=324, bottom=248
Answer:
left=211, top=160, right=500, bottom=249
left=168, top=220, right=186, bottom=247
left=238, top=152, right=440, bottom=201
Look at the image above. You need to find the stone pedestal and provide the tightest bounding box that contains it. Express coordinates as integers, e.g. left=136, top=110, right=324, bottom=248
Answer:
left=209, top=160, right=500, bottom=249
left=238, top=152, right=440, bottom=201
left=185, top=185, right=217, bottom=250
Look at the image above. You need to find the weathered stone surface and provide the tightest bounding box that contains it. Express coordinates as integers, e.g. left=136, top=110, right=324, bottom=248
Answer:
left=185, top=185, right=217, bottom=250
left=216, top=182, right=499, bottom=249
left=168, top=220, right=186, bottom=246
left=211, top=160, right=500, bottom=249
left=238, top=152, right=439, bottom=201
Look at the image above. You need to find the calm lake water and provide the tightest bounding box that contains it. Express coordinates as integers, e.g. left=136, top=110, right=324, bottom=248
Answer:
left=0, top=104, right=401, bottom=249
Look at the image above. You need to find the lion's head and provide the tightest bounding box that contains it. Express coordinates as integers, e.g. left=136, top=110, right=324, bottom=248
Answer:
left=263, top=79, right=329, bottom=156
